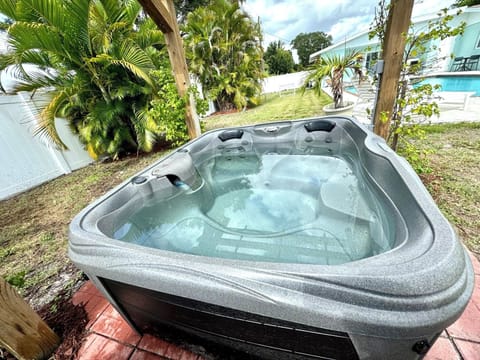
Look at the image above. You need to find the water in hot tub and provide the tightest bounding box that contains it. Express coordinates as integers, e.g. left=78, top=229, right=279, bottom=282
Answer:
left=112, top=154, right=394, bottom=265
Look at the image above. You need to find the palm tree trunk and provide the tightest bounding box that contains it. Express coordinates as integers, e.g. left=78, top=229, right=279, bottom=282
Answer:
left=332, top=68, right=343, bottom=108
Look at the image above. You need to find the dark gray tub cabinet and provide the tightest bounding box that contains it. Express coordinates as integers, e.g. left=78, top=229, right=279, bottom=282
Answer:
left=69, top=116, right=473, bottom=360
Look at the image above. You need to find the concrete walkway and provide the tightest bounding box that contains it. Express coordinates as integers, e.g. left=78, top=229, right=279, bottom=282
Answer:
left=348, top=91, right=480, bottom=125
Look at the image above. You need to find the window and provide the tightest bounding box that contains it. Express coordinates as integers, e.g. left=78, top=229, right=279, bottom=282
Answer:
left=365, top=52, right=379, bottom=74
left=476, top=33, right=480, bottom=49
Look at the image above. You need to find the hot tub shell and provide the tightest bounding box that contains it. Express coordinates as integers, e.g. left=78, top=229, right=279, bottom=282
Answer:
left=69, top=116, right=473, bottom=360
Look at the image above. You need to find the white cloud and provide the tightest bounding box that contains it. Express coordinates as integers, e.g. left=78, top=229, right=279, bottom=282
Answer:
left=243, top=0, right=457, bottom=49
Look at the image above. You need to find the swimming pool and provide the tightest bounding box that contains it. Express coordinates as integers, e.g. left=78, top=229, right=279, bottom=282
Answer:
left=345, top=85, right=358, bottom=94
left=418, top=75, right=480, bottom=96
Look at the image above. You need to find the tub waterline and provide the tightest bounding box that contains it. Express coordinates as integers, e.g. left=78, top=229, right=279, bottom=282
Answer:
left=69, top=116, right=473, bottom=360
left=103, top=152, right=393, bottom=265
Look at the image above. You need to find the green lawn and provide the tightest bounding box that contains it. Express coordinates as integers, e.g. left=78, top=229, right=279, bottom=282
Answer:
left=203, top=89, right=331, bottom=131
left=0, top=91, right=479, bottom=311
left=415, top=122, right=480, bottom=253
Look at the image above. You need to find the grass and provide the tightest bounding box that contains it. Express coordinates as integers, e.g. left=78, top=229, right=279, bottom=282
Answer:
left=0, top=150, right=166, bottom=308
left=416, top=122, right=480, bottom=254
left=203, top=90, right=331, bottom=131
left=0, top=91, right=479, bottom=309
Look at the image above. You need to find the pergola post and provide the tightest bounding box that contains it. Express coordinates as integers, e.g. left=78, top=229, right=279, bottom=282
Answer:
left=137, top=0, right=201, bottom=139
left=373, top=0, right=414, bottom=140
left=0, top=278, right=60, bottom=360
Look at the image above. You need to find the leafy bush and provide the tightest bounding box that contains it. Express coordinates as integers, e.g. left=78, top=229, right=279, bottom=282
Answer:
left=0, top=0, right=168, bottom=160
left=148, top=69, right=208, bottom=146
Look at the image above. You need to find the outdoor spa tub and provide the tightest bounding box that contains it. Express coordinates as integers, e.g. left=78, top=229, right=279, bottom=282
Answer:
left=69, top=116, right=473, bottom=360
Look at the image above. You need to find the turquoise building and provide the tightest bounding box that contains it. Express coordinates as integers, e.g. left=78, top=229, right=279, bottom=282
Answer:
left=310, top=6, right=480, bottom=74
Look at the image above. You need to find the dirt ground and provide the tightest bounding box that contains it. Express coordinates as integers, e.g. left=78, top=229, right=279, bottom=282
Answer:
left=0, top=150, right=164, bottom=310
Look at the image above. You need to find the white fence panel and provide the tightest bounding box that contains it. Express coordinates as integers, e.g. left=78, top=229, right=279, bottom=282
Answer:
left=262, top=71, right=310, bottom=94
left=0, top=94, right=93, bottom=200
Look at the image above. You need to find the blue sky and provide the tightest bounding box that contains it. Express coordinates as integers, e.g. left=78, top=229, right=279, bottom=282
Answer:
left=0, top=0, right=458, bottom=56
left=243, top=0, right=457, bottom=49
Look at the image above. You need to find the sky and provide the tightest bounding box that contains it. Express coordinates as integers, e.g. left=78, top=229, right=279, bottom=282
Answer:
left=0, top=0, right=458, bottom=57
left=243, top=0, right=457, bottom=54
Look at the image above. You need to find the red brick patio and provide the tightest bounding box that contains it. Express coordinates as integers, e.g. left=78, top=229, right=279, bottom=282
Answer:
left=71, top=253, right=480, bottom=359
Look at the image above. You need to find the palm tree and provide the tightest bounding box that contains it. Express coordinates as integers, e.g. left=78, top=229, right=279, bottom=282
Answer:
left=0, top=0, right=167, bottom=159
left=304, top=50, right=362, bottom=109
left=183, top=0, right=265, bottom=111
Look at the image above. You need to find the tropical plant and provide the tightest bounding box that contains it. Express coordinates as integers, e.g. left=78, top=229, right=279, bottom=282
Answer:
left=174, top=0, right=248, bottom=21
left=452, top=0, right=480, bottom=7
left=369, top=1, right=465, bottom=171
left=147, top=67, right=208, bottom=146
left=264, top=41, right=295, bottom=75
left=0, top=18, right=12, bottom=30
left=0, top=0, right=168, bottom=159
left=173, top=0, right=211, bottom=22
left=183, top=0, right=265, bottom=111
left=291, top=31, right=333, bottom=68
left=303, top=50, right=362, bottom=109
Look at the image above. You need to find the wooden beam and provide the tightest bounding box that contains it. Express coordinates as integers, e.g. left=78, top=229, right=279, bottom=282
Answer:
left=373, top=0, right=414, bottom=140
left=137, top=0, right=175, bottom=33
left=162, top=0, right=201, bottom=138
left=0, top=278, right=60, bottom=360
left=139, top=0, right=201, bottom=139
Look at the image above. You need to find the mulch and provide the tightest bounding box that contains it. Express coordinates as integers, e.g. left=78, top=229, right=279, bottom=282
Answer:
left=37, top=292, right=88, bottom=360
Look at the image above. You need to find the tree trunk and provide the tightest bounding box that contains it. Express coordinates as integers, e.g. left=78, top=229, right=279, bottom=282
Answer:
left=390, top=80, right=408, bottom=151
left=333, top=69, right=344, bottom=108
left=217, top=91, right=236, bottom=112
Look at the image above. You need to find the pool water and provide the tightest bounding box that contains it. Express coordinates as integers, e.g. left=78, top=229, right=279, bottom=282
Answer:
left=111, top=154, right=394, bottom=265
left=417, top=76, right=480, bottom=96
left=345, top=86, right=358, bottom=94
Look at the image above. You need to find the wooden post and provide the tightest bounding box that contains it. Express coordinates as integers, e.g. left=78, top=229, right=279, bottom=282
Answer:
left=0, top=278, right=60, bottom=360
left=138, top=0, right=201, bottom=139
left=373, top=0, right=414, bottom=140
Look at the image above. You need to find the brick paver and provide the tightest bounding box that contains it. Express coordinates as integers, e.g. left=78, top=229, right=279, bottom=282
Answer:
left=74, top=253, right=480, bottom=359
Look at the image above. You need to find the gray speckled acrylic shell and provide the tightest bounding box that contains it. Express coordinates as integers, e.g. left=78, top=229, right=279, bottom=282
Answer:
left=69, top=116, right=473, bottom=360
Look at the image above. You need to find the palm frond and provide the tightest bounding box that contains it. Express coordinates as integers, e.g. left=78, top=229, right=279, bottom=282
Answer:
left=133, top=107, right=156, bottom=152
left=123, top=0, right=142, bottom=26
left=34, top=89, right=69, bottom=149
left=24, top=0, right=64, bottom=29
left=0, top=63, right=38, bottom=93
left=303, top=49, right=362, bottom=107
left=63, top=0, right=91, bottom=55
left=8, top=22, right=64, bottom=54
left=111, top=40, right=155, bottom=86
left=97, top=0, right=125, bottom=24
left=134, top=28, right=165, bottom=50
left=19, top=49, right=53, bottom=67
left=0, top=52, right=17, bottom=71
left=0, top=0, right=19, bottom=20
left=0, top=0, right=165, bottom=158
left=10, top=70, right=58, bottom=92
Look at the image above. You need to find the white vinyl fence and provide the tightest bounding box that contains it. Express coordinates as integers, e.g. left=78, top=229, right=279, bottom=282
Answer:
left=0, top=94, right=93, bottom=200
left=0, top=71, right=313, bottom=200
left=262, top=71, right=310, bottom=94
